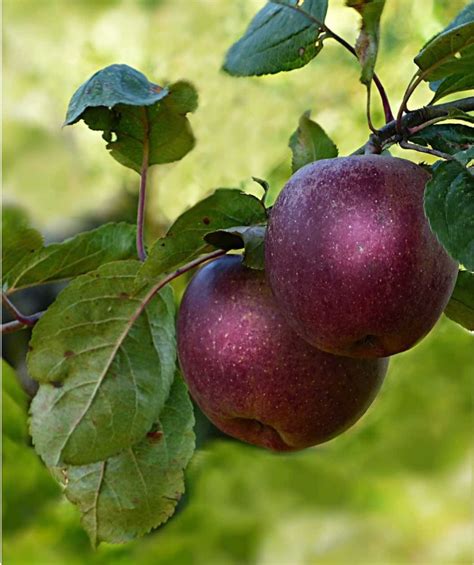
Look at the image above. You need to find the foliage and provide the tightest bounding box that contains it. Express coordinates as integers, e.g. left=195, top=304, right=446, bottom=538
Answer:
left=424, top=160, right=474, bottom=271
left=3, top=222, right=137, bottom=293
left=289, top=111, right=339, bottom=172
left=65, top=65, right=198, bottom=173
left=2, top=0, right=473, bottom=559
left=346, top=0, right=386, bottom=86
left=223, top=0, right=328, bottom=76
left=444, top=270, right=474, bottom=329
left=139, top=189, right=267, bottom=283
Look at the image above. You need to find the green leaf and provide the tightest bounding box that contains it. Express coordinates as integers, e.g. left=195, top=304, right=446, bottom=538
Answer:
left=204, top=225, right=267, bottom=270
left=411, top=124, right=474, bottom=161
left=289, top=111, right=338, bottom=172
left=346, top=0, right=386, bottom=85
left=56, top=376, right=195, bottom=547
left=223, top=0, right=328, bottom=76
left=65, top=65, right=198, bottom=172
left=424, top=160, right=474, bottom=270
left=444, top=108, right=474, bottom=124
left=138, top=189, right=267, bottom=283
left=65, top=64, right=169, bottom=125
left=4, top=222, right=137, bottom=294
left=414, top=4, right=474, bottom=82
left=430, top=72, right=474, bottom=103
left=444, top=270, right=474, bottom=330
left=454, top=146, right=474, bottom=166
left=29, top=260, right=177, bottom=466
left=2, top=205, right=43, bottom=285
left=2, top=360, right=28, bottom=444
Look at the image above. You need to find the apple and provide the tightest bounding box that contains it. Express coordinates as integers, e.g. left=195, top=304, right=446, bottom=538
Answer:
left=265, top=155, right=458, bottom=358
left=177, top=255, right=388, bottom=451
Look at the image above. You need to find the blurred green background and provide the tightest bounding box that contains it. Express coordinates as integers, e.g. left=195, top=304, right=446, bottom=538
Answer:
left=3, top=0, right=473, bottom=563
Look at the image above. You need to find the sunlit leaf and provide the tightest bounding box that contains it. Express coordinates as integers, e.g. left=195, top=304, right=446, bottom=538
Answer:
left=55, top=376, right=195, bottom=547
left=138, top=189, right=267, bottom=283
left=29, top=260, right=176, bottom=466
left=289, top=111, right=338, bottom=172
left=415, top=4, right=474, bottom=82
left=4, top=222, right=137, bottom=294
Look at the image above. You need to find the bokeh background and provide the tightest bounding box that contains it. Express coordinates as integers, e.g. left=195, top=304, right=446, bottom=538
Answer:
left=3, top=0, right=473, bottom=563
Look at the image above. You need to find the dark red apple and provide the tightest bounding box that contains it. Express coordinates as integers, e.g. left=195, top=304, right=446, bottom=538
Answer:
left=265, top=155, right=458, bottom=358
left=177, top=255, right=388, bottom=452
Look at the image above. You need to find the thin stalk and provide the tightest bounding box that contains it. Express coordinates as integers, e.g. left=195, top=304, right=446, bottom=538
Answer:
left=395, top=47, right=471, bottom=134
left=407, top=116, right=450, bottom=135
left=137, top=109, right=150, bottom=262
left=396, top=73, right=424, bottom=133
left=398, top=140, right=457, bottom=162
left=366, top=85, right=377, bottom=133
left=2, top=293, right=42, bottom=327
left=1, top=319, right=32, bottom=334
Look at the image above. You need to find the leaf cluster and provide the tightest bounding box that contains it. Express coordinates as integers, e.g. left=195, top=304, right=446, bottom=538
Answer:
left=4, top=0, right=474, bottom=549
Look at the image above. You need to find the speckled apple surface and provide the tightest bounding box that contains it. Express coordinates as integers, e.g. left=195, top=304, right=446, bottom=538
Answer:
left=265, top=155, right=458, bottom=358
left=177, top=255, right=388, bottom=452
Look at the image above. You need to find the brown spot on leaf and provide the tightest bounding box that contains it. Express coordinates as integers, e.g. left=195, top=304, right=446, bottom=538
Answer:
left=64, top=350, right=75, bottom=358
left=202, top=217, right=211, bottom=225
left=147, top=430, right=164, bottom=442
left=52, top=381, right=63, bottom=388
left=28, top=345, right=33, bottom=352
left=118, top=292, right=129, bottom=300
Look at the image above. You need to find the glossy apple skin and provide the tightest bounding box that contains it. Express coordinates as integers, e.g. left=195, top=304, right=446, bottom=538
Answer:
left=177, top=255, right=388, bottom=452
left=265, top=155, right=458, bottom=358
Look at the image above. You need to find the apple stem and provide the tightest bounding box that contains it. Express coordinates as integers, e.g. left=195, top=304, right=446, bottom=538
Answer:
left=280, top=1, right=394, bottom=124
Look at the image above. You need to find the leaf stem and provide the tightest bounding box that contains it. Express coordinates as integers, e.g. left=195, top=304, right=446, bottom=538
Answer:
left=2, top=293, right=43, bottom=327
left=134, top=249, right=227, bottom=324
left=366, top=85, right=377, bottom=133
left=407, top=116, right=449, bottom=135
left=396, top=73, right=424, bottom=133
left=395, top=47, right=469, bottom=134
left=398, top=140, right=458, bottom=161
left=275, top=0, right=394, bottom=123
left=137, top=111, right=150, bottom=262
left=2, top=319, right=34, bottom=334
